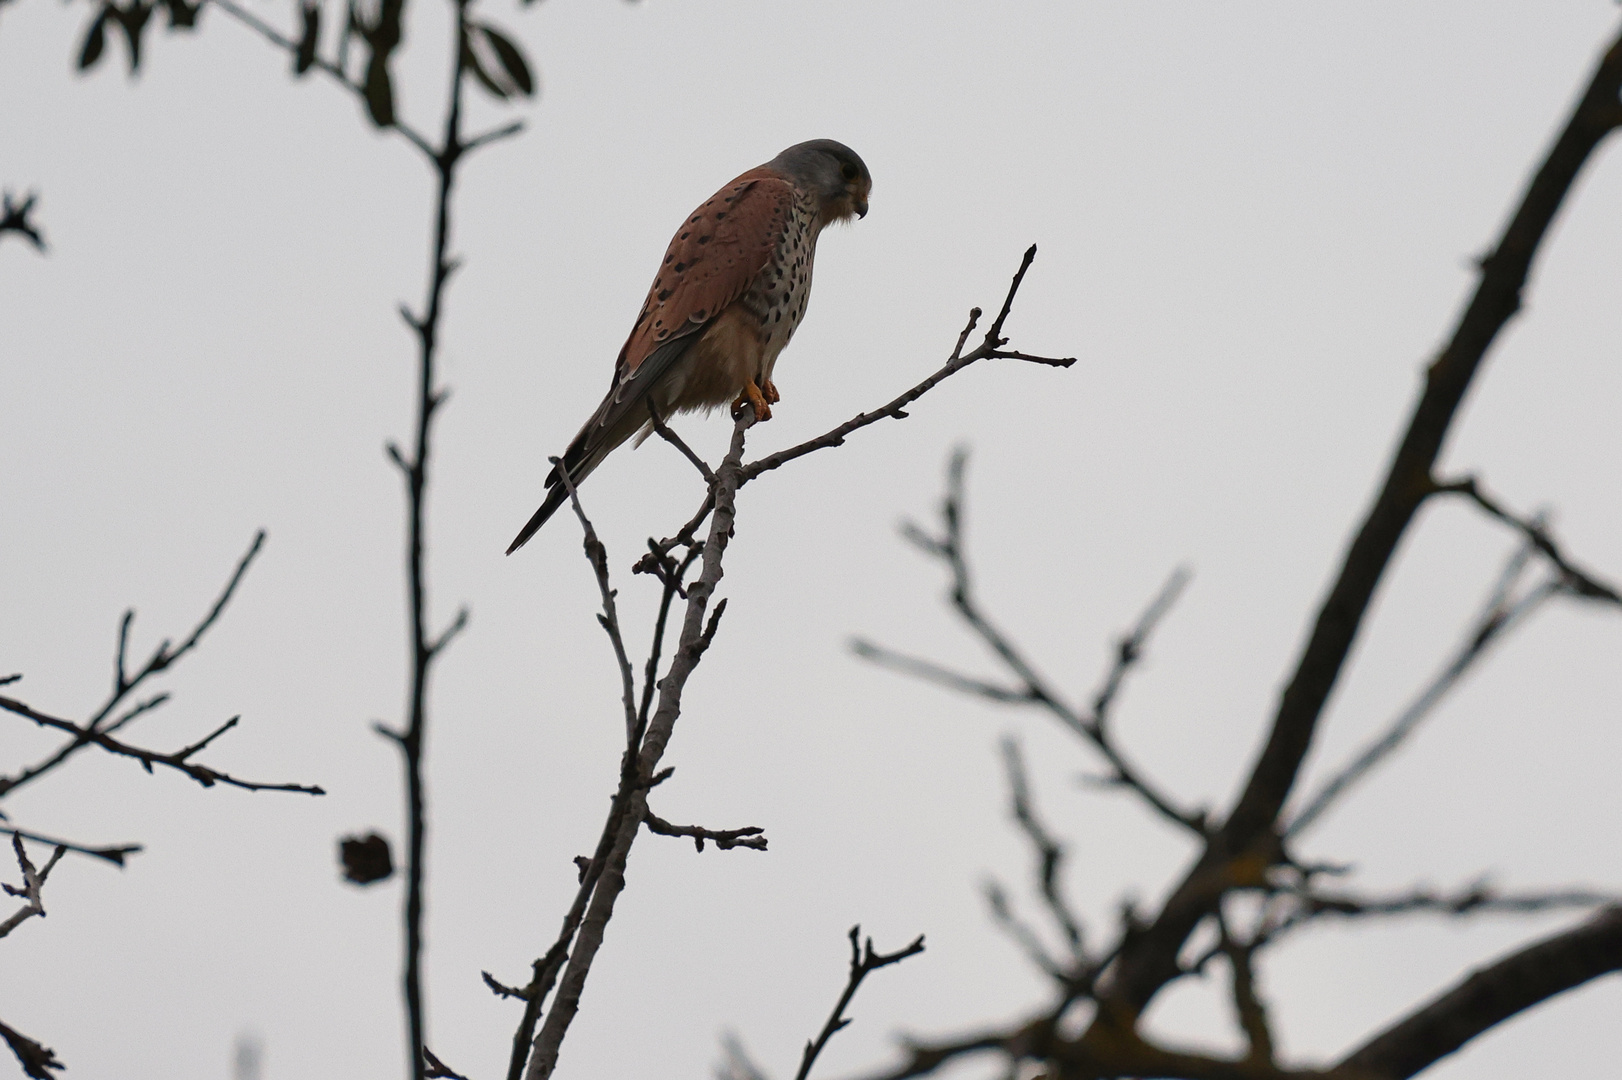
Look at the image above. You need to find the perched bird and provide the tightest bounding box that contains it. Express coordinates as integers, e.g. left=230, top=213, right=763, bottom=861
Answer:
left=507, top=139, right=871, bottom=554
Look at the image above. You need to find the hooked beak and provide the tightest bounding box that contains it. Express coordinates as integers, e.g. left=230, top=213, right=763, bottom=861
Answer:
left=854, top=198, right=868, bottom=219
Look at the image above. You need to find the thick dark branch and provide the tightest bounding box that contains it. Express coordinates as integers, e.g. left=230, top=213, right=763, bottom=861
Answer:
left=644, top=810, right=767, bottom=852
left=0, top=827, right=139, bottom=866
left=795, top=926, right=927, bottom=1080
left=0, top=695, right=324, bottom=795
left=1222, top=18, right=1622, bottom=860
left=1102, top=25, right=1622, bottom=1020
left=741, top=247, right=1073, bottom=484
left=1339, top=906, right=1622, bottom=1078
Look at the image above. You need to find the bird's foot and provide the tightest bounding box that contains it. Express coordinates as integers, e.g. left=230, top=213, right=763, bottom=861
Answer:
left=732, top=380, right=773, bottom=422
left=762, top=380, right=781, bottom=405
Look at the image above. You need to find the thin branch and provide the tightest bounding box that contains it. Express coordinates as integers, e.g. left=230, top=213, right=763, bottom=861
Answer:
left=0, top=827, right=140, bottom=867
left=1287, top=538, right=1560, bottom=837
left=717, top=1033, right=772, bottom=1080
left=0, top=530, right=267, bottom=800
left=741, top=247, right=1074, bottom=484
left=648, top=401, right=717, bottom=484
left=556, top=457, right=639, bottom=741
left=848, top=642, right=1032, bottom=703
left=0, top=835, right=66, bottom=939
left=1216, top=908, right=1275, bottom=1066
left=866, top=452, right=1203, bottom=835
left=983, top=880, right=1070, bottom=985
left=423, top=1047, right=470, bottom=1080
left=1434, top=475, right=1622, bottom=604
left=795, top=926, right=927, bottom=1080
left=644, top=810, right=767, bottom=852
left=464, top=119, right=526, bottom=153
left=201, top=0, right=435, bottom=156
left=1000, top=738, right=1086, bottom=964
left=0, top=694, right=324, bottom=795
left=1288, top=881, right=1617, bottom=923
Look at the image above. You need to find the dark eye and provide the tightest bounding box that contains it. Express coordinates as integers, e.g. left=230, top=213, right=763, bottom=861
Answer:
left=840, top=163, right=858, bottom=182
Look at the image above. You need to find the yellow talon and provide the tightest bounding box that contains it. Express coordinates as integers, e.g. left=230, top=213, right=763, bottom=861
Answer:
left=732, top=380, right=773, bottom=422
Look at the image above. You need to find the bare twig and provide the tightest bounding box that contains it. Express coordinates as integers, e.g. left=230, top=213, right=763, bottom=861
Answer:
left=644, top=810, right=767, bottom=852
left=0, top=827, right=139, bottom=867
left=423, top=1046, right=470, bottom=1080
left=648, top=401, right=717, bottom=485
left=0, top=530, right=267, bottom=800
left=0, top=835, right=66, bottom=939
left=0, top=695, right=323, bottom=795
left=717, top=1033, right=772, bottom=1080
left=1433, top=475, right=1622, bottom=604
left=983, top=880, right=1069, bottom=985
left=1000, top=738, right=1086, bottom=965
left=556, top=457, right=638, bottom=741
left=863, top=451, right=1203, bottom=835
left=1287, top=537, right=1561, bottom=837
left=741, top=247, right=1073, bottom=484
left=795, top=926, right=927, bottom=1080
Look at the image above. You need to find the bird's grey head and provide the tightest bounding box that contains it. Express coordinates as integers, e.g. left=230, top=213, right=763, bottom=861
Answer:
left=769, top=139, right=871, bottom=226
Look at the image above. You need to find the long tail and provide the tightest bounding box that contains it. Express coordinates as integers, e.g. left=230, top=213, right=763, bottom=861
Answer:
left=506, top=406, right=645, bottom=555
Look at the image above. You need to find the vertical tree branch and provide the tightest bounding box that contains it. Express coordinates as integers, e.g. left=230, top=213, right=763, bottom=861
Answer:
left=383, top=5, right=473, bottom=1076
left=523, top=413, right=755, bottom=1080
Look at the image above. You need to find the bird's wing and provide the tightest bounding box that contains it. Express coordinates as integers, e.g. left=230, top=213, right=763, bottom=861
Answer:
left=585, top=169, right=797, bottom=439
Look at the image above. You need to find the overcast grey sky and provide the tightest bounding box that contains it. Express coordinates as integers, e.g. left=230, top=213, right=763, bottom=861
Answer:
left=3, top=2, right=1620, bottom=1078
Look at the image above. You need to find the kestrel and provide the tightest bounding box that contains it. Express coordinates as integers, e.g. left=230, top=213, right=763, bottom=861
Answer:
left=507, top=139, right=872, bottom=554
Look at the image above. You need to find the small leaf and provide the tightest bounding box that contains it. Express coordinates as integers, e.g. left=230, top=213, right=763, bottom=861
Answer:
left=294, top=2, right=319, bottom=75
left=77, top=6, right=110, bottom=70
left=460, top=34, right=508, bottom=100
left=476, top=23, right=533, bottom=97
